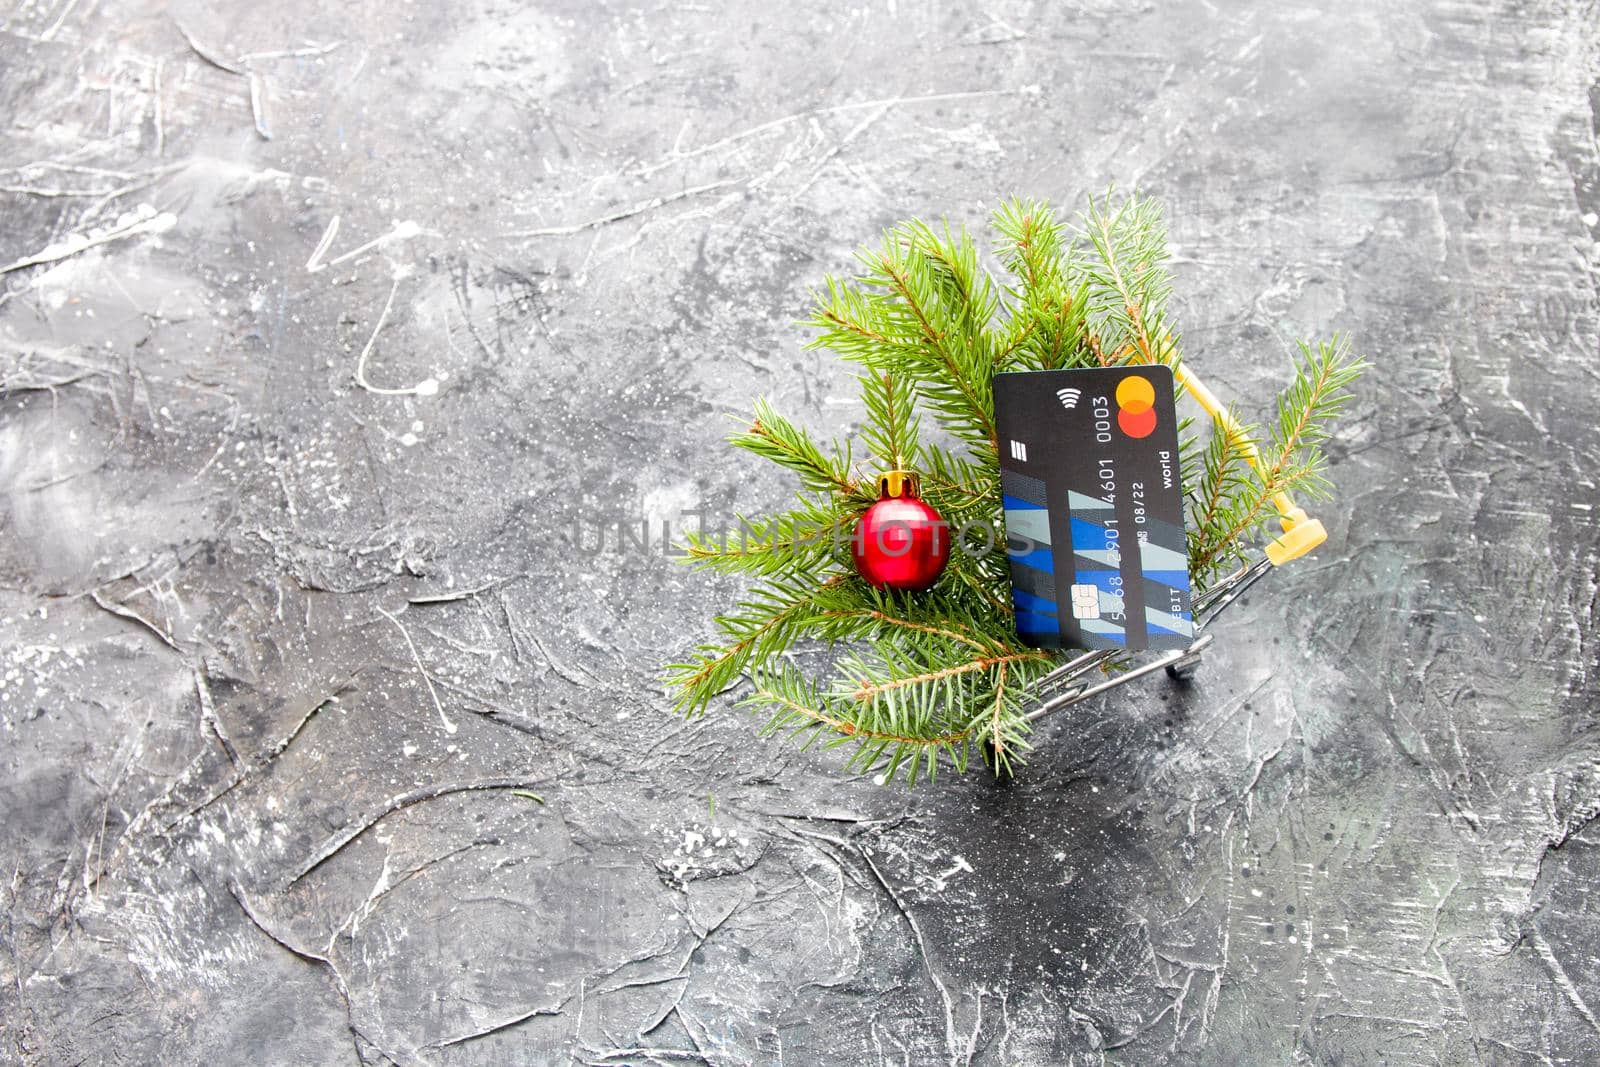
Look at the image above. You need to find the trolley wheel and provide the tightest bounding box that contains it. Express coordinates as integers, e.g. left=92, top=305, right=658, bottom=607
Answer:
left=1165, top=650, right=1203, bottom=681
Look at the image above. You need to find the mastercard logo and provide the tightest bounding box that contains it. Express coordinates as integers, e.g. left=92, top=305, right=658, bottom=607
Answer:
left=1115, top=375, right=1157, bottom=439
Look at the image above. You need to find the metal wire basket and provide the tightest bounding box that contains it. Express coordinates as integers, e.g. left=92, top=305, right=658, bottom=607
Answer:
left=1021, top=556, right=1274, bottom=724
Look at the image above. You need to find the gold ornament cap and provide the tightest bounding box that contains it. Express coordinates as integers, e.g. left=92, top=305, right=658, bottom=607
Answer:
left=876, top=470, right=920, bottom=500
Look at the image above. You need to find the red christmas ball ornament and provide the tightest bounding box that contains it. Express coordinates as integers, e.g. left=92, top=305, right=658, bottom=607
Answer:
left=851, top=471, right=950, bottom=592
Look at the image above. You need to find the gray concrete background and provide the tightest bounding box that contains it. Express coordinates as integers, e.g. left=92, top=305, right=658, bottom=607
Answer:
left=1, top=0, right=1597, bottom=1064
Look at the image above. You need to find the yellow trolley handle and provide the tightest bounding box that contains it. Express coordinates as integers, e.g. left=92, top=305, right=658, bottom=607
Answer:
left=1172, top=363, right=1327, bottom=566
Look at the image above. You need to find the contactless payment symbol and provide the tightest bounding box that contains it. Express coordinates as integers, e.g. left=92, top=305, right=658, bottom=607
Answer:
left=1114, top=374, right=1157, bottom=439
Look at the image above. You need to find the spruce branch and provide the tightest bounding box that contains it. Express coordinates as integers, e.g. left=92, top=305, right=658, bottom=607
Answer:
left=730, top=398, right=860, bottom=497
left=1187, top=335, right=1366, bottom=578
left=1268, top=334, right=1365, bottom=480
left=1186, top=406, right=1255, bottom=576
left=969, top=656, right=1040, bottom=776
left=954, top=564, right=1014, bottom=618
left=815, top=607, right=991, bottom=653
left=989, top=661, right=1009, bottom=763
left=808, top=222, right=1001, bottom=451
left=993, top=198, right=1092, bottom=371
left=744, top=663, right=972, bottom=787
left=905, top=219, right=999, bottom=338
left=1080, top=193, right=1175, bottom=366
left=845, top=649, right=1046, bottom=704
left=669, top=192, right=1365, bottom=786
left=874, top=245, right=997, bottom=448
left=667, top=574, right=848, bottom=715
left=993, top=197, right=1064, bottom=297
left=859, top=372, right=919, bottom=471
left=678, top=508, right=854, bottom=576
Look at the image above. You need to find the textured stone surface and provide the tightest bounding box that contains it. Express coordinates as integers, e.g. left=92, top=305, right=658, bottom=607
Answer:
left=1, top=1, right=1597, bottom=1064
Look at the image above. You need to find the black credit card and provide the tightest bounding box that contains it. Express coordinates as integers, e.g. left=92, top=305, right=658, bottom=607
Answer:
left=993, top=365, right=1194, bottom=651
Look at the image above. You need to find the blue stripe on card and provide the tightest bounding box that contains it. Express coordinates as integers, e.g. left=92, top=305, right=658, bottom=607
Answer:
left=1010, top=546, right=1054, bottom=574
left=1011, top=589, right=1058, bottom=615
left=1015, top=611, right=1059, bottom=634
left=1069, top=517, right=1116, bottom=552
